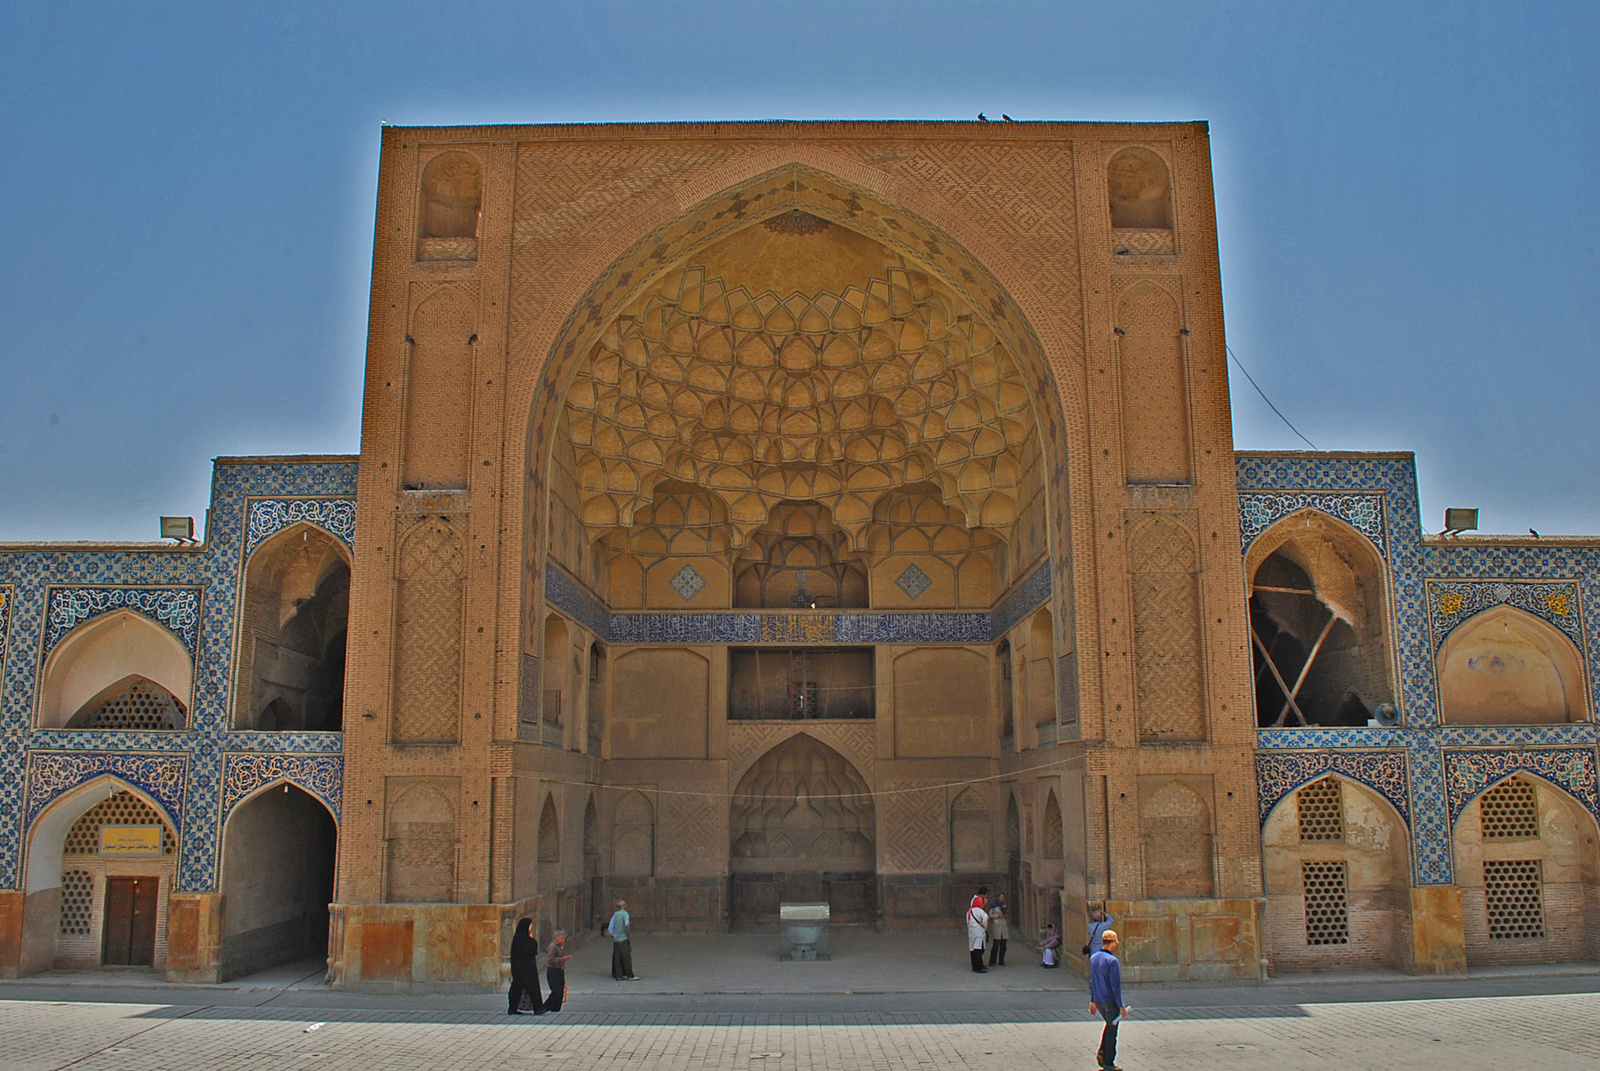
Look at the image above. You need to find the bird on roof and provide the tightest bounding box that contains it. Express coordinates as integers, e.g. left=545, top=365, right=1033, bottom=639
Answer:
left=1530, top=528, right=1541, bottom=538
left=1002, top=114, right=1014, bottom=122
left=977, top=113, right=988, bottom=122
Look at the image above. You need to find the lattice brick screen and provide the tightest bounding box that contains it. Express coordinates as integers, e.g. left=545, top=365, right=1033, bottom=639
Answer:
left=1479, top=778, right=1538, bottom=839
left=78, top=679, right=186, bottom=730
left=1484, top=859, right=1545, bottom=939
left=1297, top=777, right=1344, bottom=841
left=59, top=870, right=95, bottom=935
left=63, top=792, right=176, bottom=855
left=1301, top=861, right=1349, bottom=946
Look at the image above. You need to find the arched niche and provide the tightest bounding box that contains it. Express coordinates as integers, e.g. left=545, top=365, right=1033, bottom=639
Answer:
left=1140, top=779, right=1213, bottom=897
left=1452, top=774, right=1600, bottom=964
left=39, top=611, right=192, bottom=730
left=385, top=783, right=456, bottom=903
left=612, top=791, right=655, bottom=877
left=219, top=783, right=337, bottom=979
left=1041, top=789, right=1064, bottom=860
left=1261, top=775, right=1411, bottom=970
left=582, top=795, right=600, bottom=874
left=542, top=614, right=571, bottom=727
left=234, top=523, right=350, bottom=731
left=1246, top=511, right=1395, bottom=727
left=522, top=164, right=1078, bottom=684
left=733, top=501, right=867, bottom=609
left=1026, top=609, right=1057, bottom=728
left=418, top=151, right=482, bottom=260
left=538, top=795, right=561, bottom=865
left=1438, top=607, right=1588, bottom=725
left=586, top=643, right=606, bottom=755
left=950, top=787, right=990, bottom=872
left=21, top=778, right=179, bottom=975
left=996, top=639, right=1015, bottom=741
left=1108, top=147, right=1174, bottom=231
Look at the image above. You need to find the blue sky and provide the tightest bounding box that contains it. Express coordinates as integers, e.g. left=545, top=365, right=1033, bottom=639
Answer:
left=1, top=1, right=1595, bottom=540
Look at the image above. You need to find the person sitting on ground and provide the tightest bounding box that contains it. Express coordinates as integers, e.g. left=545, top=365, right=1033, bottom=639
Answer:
left=1037, top=922, right=1062, bottom=968
left=544, top=930, right=572, bottom=1012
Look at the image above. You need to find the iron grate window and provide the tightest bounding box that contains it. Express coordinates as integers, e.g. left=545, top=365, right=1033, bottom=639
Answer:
left=1302, top=861, right=1349, bottom=945
left=1479, top=778, right=1538, bottom=839
left=1484, top=859, right=1545, bottom=939
left=1297, top=777, right=1344, bottom=841
left=77, top=679, right=186, bottom=730
left=59, top=870, right=95, bottom=936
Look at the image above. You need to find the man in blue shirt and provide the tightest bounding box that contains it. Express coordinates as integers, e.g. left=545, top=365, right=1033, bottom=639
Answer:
left=1088, top=929, right=1128, bottom=1071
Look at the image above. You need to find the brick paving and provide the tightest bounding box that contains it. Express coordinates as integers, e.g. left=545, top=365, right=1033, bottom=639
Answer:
left=1, top=986, right=1598, bottom=1071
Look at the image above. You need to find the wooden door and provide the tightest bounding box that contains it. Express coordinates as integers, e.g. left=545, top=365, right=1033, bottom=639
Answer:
left=102, top=877, right=158, bottom=966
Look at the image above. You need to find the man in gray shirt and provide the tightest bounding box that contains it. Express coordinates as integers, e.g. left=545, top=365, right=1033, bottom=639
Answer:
left=609, top=899, right=636, bottom=980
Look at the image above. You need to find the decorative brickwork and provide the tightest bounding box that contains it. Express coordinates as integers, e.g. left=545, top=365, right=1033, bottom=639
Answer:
left=1130, top=517, right=1205, bottom=740
left=392, top=519, right=464, bottom=744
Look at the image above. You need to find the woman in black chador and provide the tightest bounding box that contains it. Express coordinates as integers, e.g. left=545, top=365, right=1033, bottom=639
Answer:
left=507, top=917, right=544, bottom=1015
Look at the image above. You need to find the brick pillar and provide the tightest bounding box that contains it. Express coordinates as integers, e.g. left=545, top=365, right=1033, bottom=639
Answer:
left=1407, top=886, right=1467, bottom=974
left=166, top=892, right=225, bottom=983
left=0, top=890, right=23, bottom=978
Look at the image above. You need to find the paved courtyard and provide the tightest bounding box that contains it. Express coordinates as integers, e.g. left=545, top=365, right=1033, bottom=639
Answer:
left=1, top=935, right=1596, bottom=1070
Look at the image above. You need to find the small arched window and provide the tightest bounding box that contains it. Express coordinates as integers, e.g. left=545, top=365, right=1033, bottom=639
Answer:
left=1108, top=147, right=1174, bottom=253
left=418, top=151, right=482, bottom=260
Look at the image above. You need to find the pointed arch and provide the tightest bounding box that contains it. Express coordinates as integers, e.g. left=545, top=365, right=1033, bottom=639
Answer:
left=950, top=787, right=990, bottom=872
left=730, top=733, right=874, bottom=872
left=1140, top=780, right=1213, bottom=897
left=385, top=783, right=456, bottom=903
left=1246, top=509, right=1394, bottom=727
left=26, top=776, right=178, bottom=895
left=39, top=610, right=192, bottom=729
left=403, top=286, right=476, bottom=489
left=612, top=790, right=654, bottom=877
left=1041, top=789, right=1064, bottom=860
left=235, top=521, right=351, bottom=731
left=219, top=783, right=337, bottom=978
left=1117, top=281, right=1189, bottom=483
left=538, top=794, right=561, bottom=864
left=1438, top=606, right=1588, bottom=725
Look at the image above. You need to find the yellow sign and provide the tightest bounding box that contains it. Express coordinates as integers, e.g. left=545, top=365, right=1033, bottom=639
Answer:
left=99, top=825, right=163, bottom=857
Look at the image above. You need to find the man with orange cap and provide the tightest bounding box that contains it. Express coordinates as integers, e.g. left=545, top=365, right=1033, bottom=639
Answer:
left=1088, top=929, right=1129, bottom=1070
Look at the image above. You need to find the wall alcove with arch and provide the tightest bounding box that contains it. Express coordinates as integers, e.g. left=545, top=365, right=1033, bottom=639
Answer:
left=1437, top=607, right=1589, bottom=726
left=234, top=524, right=350, bottom=732
left=39, top=612, right=192, bottom=730
left=1246, top=512, right=1395, bottom=728
left=220, top=784, right=337, bottom=980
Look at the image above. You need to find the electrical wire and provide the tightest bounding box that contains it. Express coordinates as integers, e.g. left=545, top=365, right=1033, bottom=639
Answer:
left=1226, top=343, right=1319, bottom=451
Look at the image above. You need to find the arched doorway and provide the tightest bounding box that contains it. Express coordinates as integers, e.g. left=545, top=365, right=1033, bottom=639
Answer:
left=21, top=779, right=179, bottom=975
left=730, top=734, right=875, bottom=925
left=220, top=785, right=337, bottom=980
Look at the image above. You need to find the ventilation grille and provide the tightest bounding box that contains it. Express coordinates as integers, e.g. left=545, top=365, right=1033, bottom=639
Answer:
left=1484, top=859, right=1545, bottom=939
left=1297, top=777, right=1344, bottom=841
left=1302, top=861, right=1349, bottom=945
left=59, top=870, right=95, bottom=936
left=63, top=792, right=176, bottom=855
left=1479, top=779, right=1538, bottom=839
left=76, top=680, right=186, bottom=730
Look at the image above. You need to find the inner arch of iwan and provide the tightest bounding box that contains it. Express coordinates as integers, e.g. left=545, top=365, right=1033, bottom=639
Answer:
left=333, top=123, right=1258, bottom=988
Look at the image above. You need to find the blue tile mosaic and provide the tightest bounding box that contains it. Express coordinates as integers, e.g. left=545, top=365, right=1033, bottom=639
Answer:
left=1239, top=491, right=1387, bottom=558
left=543, top=564, right=610, bottom=640
left=989, top=561, right=1052, bottom=639
left=1256, top=749, right=1411, bottom=827
left=1425, top=578, right=1583, bottom=651
left=243, top=498, right=357, bottom=556
left=894, top=563, right=933, bottom=600
left=1442, top=748, right=1600, bottom=828
left=1241, top=453, right=1600, bottom=885
left=220, top=752, right=344, bottom=822
left=0, top=458, right=353, bottom=891
left=42, top=586, right=202, bottom=660
left=669, top=564, right=707, bottom=601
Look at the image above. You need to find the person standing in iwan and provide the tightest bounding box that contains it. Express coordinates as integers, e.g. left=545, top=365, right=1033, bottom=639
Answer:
left=1088, top=929, right=1130, bottom=1071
